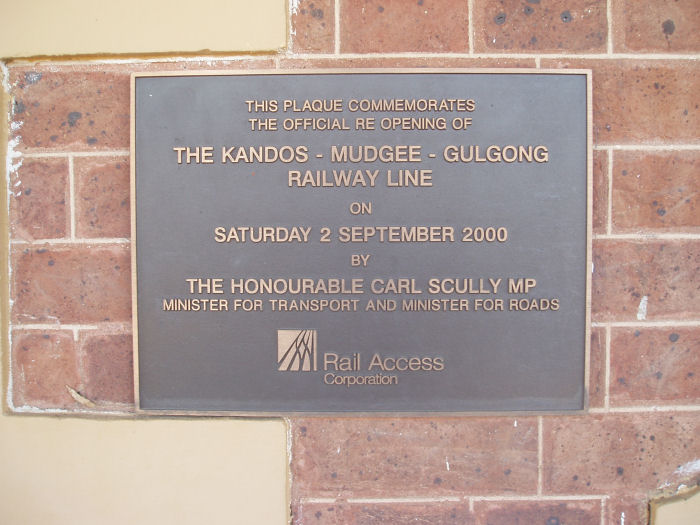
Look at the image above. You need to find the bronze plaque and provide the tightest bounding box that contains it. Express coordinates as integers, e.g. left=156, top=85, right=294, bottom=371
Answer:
left=131, top=70, right=591, bottom=413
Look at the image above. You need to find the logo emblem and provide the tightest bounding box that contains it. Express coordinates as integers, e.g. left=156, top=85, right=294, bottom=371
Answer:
left=278, top=329, right=317, bottom=371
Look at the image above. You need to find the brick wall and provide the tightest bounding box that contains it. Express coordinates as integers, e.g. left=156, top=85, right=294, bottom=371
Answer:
left=4, top=1, right=699, bottom=523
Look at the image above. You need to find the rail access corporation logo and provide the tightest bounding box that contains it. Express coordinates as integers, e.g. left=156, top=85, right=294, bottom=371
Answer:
left=277, top=329, right=317, bottom=372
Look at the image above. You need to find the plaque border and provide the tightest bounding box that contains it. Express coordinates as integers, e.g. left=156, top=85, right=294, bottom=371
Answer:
left=130, top=68, right=593, bottom=417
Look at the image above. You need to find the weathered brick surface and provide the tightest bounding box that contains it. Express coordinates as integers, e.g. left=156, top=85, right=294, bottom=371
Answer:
left=541, top=59, right=700, bottom=144
left=7, top=60, right=276, bottom=152
left=291, top=0, right=335, bottom=53
left=9, top=70, right=130, bottom=152
left=610, top=328, right=700, bottom=406
left=612, top=151, right=699, bottom=232
left=291, top=418, right=538, bottom=498
left=9, top=158, right=69, bottom=241
left=339, top=0, right=469, bottom=53
left=543, top=413, right=699, bottom=494
left=75, top=156, right=130, bottom=238
left=136, top=58, right=277, bottom=71
left=278, top=56, right=536, bottom=69
left=588, top=327, right=606, bottom=408
left=473, top=499, right=601, bottom=524
left=606, top=496, right=649, bottom=525
left=81, top=333, right=134, bottom=404
left=592, top=149, right=608, bottom=234
left=473, top=0, right=607, bottom=53
left=11, top=330, right=79, bottom=409
left=293, top=501, right=475, bottom=524
left=11, top=245, right=131, bottom=324
left=592, top=240, right=700, bottom=322
left=612, top=0, right=700, bottom=53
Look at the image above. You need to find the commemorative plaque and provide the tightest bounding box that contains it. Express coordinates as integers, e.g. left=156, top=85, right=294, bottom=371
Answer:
left=132, top=70, right=591, bottom=413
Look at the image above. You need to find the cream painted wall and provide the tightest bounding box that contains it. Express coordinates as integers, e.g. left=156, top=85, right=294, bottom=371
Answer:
left=0, top=417, right=288, bottom=524
left=1, top=2, right=289, bottom=524
left=654, top=489, right=700, bottom=525
left=0, top=0, right=286, bottom=57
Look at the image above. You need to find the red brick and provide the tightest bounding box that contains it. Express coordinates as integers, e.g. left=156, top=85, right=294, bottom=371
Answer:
left=293, top=501, right=474, bottom=524
left=606, top=496, right=649, bottom=525
left=543, top=413, right=699, bottom=494
left=11, top=330, right=79, bottom=409
left=589, top=327, right=606, bottom=408
left=612, top=0, right=700, bottom=53
left=11, top=245, right=131, bottom=324
left=473, top=499, right=601, bottom=524
left=612, top=151, right=699, bottom=232
left=7, top=60, right=276, bottom=152
left=278, top=56, right=536, bottom=69
left=9, top=60, right=275, bottom=77
left=75, top=156, right=130, bottom=238
left=610, top=328, right=700, bottom=406
left=592, top=149, right=609, bottom=234
left=291, top=0, right=335, bottom=53
left=541, top=59, right=700, bottom=144
left=9, top=158, right=69, bottom=241
left=291, top=417, right=538, bottom=498
left=473, top=0, right=606, bottom=53
left=592, top=240, right=700, bottom=322
left=81, top=333, right=134, bottom=404
left=339, top=0, right=469, bottom=53
left=135, top=58, right=277, bottom=72
left=9, top=69, right=130, bottom=152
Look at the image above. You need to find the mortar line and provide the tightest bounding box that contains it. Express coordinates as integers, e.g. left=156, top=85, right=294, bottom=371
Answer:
left=537, top=416, right=544, bottom=495
left=467, top=0, right=474, bottom=55
left=606, top=0, right=613, bottom=55
left=301, top=497, right=337, bottom=504
left=280, top=51, right=700, bottom=60
left=592, top=320, right=700, bottom=328
left=68, top=155, right=76, bottom=240
left=297, top=494, right=613, bottom=506
left=606, top=148, right=613, bottom=235
left=334, top=0, right=341, bottom=55
left=7, top=56, right=279, bottom=67
left=584, top=325, right=591, bottom=411
left=593, top=144, right=700, bottom=151
left=347, top=497, right=462, bottom=504
left=12, top=323, right=129, bottom=331
left=9, top=53, right=700, bottom=67
left=604, top=324, right=611, bottom=409
left=21, top=150, right=130, bottom=158
left=286, top=0, right=293, bottom=55
left=10, top=237, right=130, bottom=245
left=285, top=417, right=294, bottom=522
left=600, top=496, right=606, bottom=525
left=12, top=404, right=136, bottom=416
left=13, top=324, right=89, bottom=334
left=471, top=495, right=609, bottom=502
left=4, top=60, right=15, bottom=413
left=593, top=233, right=700, bottom=240
left=589, top=405, right=700, bottom=413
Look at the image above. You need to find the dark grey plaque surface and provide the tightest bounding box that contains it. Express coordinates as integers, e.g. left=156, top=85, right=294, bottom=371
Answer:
left=132, top=70, right=590, bottom=413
